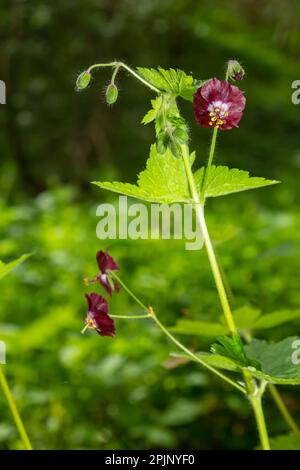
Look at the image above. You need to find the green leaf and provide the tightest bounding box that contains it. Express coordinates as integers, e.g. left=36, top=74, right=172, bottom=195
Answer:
left=137, top=67, right=207, bottom=101
left=170, top=320, right=228, bottom=337
left=93, top=145, right=194, bottom=204
left=174, top=337, right=300, bottom=385
left=267, top=433, right=300, bottom=450
left=211, top=334, right=260, bottom=369
left=194, top=165, right=279, bottom=198
left=141, top=96, right=163, bottom=125
left=171, top=351, right=240, bottom=372
left=244, top=337, right=300, bottom=385
left=0, top=253, right=32, bottom=280
left=254, top=310, right=300, bottom=330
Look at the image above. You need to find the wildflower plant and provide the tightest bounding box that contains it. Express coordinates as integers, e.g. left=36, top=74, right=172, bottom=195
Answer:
left=77, top=60, right=300, bottom=450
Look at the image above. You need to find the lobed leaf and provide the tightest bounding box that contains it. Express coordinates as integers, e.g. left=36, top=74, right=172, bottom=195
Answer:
left=194, top=165, right=279, bottom=198
left=137, top=67, right=207, bottom=101
left=93, top=145, right=194, bottom=204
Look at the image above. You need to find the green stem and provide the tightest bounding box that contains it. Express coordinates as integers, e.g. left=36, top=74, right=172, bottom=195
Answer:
left=249, top=396, right=271, bottom=450
left=269, top=384, right=300, bottom=439
left=87, top=62, right=160, bottom=93
left=181, top=146, right=238, bottom=335
left=200, top=126, right=218, bottom=203
left=0, top=367, right=32, bottom=450
left=112, top=272, right=245, bottom=394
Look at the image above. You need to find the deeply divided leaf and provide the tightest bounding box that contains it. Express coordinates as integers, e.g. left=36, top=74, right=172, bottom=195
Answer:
left=93, top=145, right=194, bottom=203
left=194, top=165, right=279, bottom=198
left=137, top=66, right=208, bottom=101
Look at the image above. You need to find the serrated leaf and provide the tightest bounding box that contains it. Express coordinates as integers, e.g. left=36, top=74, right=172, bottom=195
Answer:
left=93, top=145, right=194, bottom=204
left=194, top=165, right=279, bottom=198
left=141, top=96, right=163, bottom=125
left=267, top=433, right=300, bottom=450
left=244, top=337, right=300, bottom=385
left=171, top=351, right=240, bottom=372
left=137, top=67, right=207, bottom=101
left=170, top=320, right=228, bottom=337
left=0, top=253, right=32, bottom=280
left=212, top=334, right=260, bottom=369
left=174, top=337, right=300, bottom=385
left=254, top=310, right=300, bottom=330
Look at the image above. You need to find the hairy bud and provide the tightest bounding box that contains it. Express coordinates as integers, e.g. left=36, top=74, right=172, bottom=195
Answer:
left=76, top=71, right=91, bottom=91
left=105, top=83, right=118, bottom=105
left=227, top=60, right=245, bottom=81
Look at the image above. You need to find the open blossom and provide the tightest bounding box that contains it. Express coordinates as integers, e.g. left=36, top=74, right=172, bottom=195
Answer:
left=193, top=78, right=246, bottom=130
left=85, top=250, right=120, bottom=296
left=83, top=293, right=115, bottom=337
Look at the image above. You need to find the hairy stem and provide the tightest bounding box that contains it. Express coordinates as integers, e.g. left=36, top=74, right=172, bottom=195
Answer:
left=181, top=145, right=238, bottom=335
left=112, top=273, right=246, bottom=394
left=87, top=62, right=160, bottom=93
left=0, top=367, right=32, bottom=450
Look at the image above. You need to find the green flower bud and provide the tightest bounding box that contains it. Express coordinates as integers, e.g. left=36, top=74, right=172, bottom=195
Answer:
left=169, top=141, right=182, bottom=159
left=76, top=71, right=91, bottom=91
left=156, top=133, right=167, bottom=154
left=227, top=60, right=245, bottom=81
left=173, top=127, right=189, bottom=144
left=106, top=83, right=118, bottom=105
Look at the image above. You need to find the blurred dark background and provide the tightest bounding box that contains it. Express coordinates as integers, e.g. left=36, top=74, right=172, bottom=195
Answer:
left=0, top=0, right=300, bottom=450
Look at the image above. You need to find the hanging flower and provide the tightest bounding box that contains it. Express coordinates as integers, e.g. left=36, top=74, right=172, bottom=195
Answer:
left=83, top=293, right=115, bottom=337
left=193, top=78, right=246, bottom=130
left=84, top=250, right=120, bottom=296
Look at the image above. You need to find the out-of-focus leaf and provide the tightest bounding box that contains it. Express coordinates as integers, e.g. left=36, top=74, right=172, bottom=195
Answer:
left=0, top=254, right=32, bottom=280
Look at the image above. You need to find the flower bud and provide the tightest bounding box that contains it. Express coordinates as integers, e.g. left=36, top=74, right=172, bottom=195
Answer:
left=156, top=133, right=167, bottom=154
left=173, top=127, right=189, bottom=144
left=105, top=83, right=118, bottom=105
left=169, top=141, right=182, bottom=159
left=76, top=71, right=91, bottom=91
left=227, top=60, right=245, bottom=81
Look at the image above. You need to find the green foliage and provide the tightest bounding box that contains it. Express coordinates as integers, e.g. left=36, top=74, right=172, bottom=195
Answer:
left=174, top=333, right=300, bottom=385
left=137, top=67, right=206, bottom=101
left=93, top=145, right=194, bottom=203
left=172, top=306, right=300, bottom=338
left=171, top=320, right=227, bottom=337
left=267, top=433, right=300, bottom=450
left=195, top=166, right=279, bottom=198
left=0, top=254, right=32, bottom=280
left=211, top=334, right=260, bottom=369
left=245, top=337, right=300, bottom=385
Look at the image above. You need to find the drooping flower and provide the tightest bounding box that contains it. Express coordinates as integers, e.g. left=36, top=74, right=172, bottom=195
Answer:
left=83, top=293, right=115, bottom=337
left=193, top=78, right=246, bottom=130
left=84, top=250, right=120, bottom=296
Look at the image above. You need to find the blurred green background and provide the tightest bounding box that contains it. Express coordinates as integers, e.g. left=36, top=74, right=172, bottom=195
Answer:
left=0, top=0, right=300, bottom=450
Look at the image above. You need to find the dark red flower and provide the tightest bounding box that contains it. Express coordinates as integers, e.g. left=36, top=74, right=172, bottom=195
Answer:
left=84, top=250, right=120, bottom=296
left=193, top=78, right=246, bottom=131
left=96, top=251, right=120, bottom=296
left=83, top=293, right=115, bottom=337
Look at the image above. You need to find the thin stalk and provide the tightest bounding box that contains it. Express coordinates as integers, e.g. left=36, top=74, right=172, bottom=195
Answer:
left=200, top=126, right=218, bottom=203
left=112, top=272, right=246, bottom=394
left=250, top=396, right=271, bottom=450
left=269, top=384, right=300, bottom=439
left=0, top=367, right=32, bottom=450
left=181, top=145, right=238, bottom=335
left=87, top=62, right=160, bottom=93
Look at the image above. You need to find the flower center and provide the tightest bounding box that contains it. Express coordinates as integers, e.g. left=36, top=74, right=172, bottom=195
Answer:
left=86, top=317, right=97, bottom=329
left=208, top=104, right=228, bottom=128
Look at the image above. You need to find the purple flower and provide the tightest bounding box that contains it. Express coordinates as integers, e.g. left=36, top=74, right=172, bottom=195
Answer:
left=85, top=250, right=120, bottom=296
left=83, top=293, right=115, bottom=337
left=96, top=251, right=120, bottom=296
left=193, top=78, right=246, bottom=131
